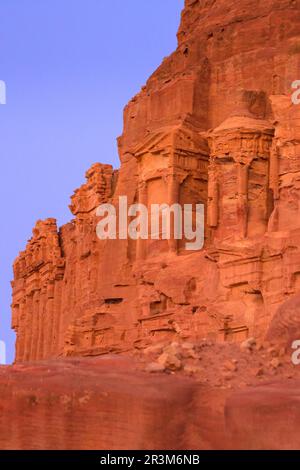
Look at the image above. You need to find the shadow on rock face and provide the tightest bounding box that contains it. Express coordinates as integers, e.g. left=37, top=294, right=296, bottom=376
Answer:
left=267, top=292, right=300, bottom=349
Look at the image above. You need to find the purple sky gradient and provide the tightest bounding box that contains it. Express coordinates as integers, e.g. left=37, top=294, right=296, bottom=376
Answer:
left=0, top=0, right=184, bottom=363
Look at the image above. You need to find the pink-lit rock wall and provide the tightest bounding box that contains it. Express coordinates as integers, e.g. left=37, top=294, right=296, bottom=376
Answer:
left=11, top=0, right=300, bottom=362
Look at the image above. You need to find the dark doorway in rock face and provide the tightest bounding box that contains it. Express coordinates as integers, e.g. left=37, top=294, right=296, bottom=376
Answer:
left=150, top=294, right=167, bottom=315
left=104, top=298, right=123, bottom=305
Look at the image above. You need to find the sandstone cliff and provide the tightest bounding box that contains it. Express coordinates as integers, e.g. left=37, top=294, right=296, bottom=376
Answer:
left=4, top=0, right=300, bottom=452
left=11, top=0, right=300, bottom=363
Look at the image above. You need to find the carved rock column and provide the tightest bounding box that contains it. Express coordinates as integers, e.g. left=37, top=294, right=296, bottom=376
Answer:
left=208, top=160, right=219, bottom=228
left=237, top=161, right=250, bottom=238
left=208, top=116, right=274, bottom=240
left=136, top=181, right=148, bottom=260
left=167, top=172, right=181, bottom=254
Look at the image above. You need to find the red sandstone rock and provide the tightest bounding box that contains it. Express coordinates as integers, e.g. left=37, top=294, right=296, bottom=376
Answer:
left=0, top=357, right=200, bottom=450
left=11, top=0, right=300, bottom=361
left=0, top=355, right=298, bottom=450
left=267, top=292, right=300, bottom=348
left=225, top=381, right=300, bottom=449
left=5, top=0, right=300, bottom=451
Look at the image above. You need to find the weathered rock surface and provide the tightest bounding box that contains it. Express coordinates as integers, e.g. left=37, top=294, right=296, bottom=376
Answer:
left=225, top=381, right=300, bottom=449
left=0, top=357, right=227, bottom=450
left=0, top=355, right=299, bottom=450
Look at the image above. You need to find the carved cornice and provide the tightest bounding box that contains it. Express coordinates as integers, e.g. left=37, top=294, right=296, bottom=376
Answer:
left=132, top=124, right=209, bottom=159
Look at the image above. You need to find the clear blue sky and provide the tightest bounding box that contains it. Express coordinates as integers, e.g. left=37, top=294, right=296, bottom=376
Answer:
left=0, top=0, right=184, bottom=363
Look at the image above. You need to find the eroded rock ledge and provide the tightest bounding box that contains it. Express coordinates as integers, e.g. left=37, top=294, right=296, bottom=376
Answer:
left=0, top=354, right=299, bottom=450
